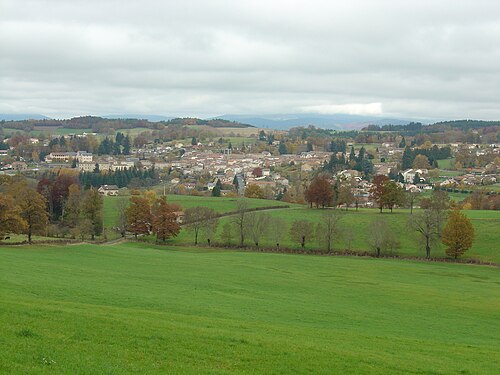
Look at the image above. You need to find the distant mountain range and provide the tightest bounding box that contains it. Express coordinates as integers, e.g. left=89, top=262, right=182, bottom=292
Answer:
left=2, top=113, right=424, bottom=130
left=103, top=114, right=174, bottom=122
left=215, top=114, right=417, bottom=130
left=0, top=114, right=51, bottom=121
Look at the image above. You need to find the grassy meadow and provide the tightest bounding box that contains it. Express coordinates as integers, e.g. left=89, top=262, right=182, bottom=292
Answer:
left=103, top=195, right=500, bottom=263
left=1, top=242, right=499, bottom=374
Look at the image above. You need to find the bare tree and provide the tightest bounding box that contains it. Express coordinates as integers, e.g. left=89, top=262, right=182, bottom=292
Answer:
left=220, top=222, right=233, bottom=246
left=184, top=206, right=218, bottom=245
left=316, top=210, right=344, bottom=252
left=366, top=218, right=400, bottom=257
left=115, top=198, right=128, bottom=238
left=408, top=209, right=444, bottom=258
left=201, top=215, right=219, bottom=246
left=244, top=212, right=270, bottom=249
left=290, top=220, right=315, bottom=250
left=344, top=227, right=355, bottom=251
left=270, top=217, right=287, bottom=250
left=405, top=190, right=420, bottom=214
left=232, top=199, right=249, bottom=247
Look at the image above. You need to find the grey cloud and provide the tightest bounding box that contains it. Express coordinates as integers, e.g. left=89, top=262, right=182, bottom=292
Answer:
left=1, top=0, right=500, bottom=119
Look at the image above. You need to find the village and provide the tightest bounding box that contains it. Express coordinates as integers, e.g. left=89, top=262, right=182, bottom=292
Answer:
left=1, top=127, right=499, bottom=209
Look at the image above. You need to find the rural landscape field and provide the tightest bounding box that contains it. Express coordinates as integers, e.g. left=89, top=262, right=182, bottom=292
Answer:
left=1, top=242, right=499, bottom=374
left=3, top=1, right=500, bottom=374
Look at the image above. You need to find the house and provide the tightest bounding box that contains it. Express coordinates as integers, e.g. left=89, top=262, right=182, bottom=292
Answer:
left=45, top=152, right=77, bottom=163
left=76, top=151, right=93, bottom=163
left=401, top=168, right=428, bottom=183
left=77, top=162, right=96, bottom=172
left=98, top=185, right=119, bottom=196
left=12, top=161, right=28, bottom=171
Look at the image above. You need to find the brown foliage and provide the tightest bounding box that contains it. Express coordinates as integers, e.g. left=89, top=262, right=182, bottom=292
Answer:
left=151, top=197, right=180, bottom=242
left=305, top=175, right=333, bottom=208
left=126, top=196, right=152, bottom=238
left=442, top=210, right=475, bottom=259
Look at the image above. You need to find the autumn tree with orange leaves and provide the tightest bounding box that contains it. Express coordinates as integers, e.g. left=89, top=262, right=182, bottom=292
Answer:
left=151, top=197, right=180, bottom=243
left=126, top=196, right=152, bottom=238
left=305, top=175, right=333, bottom=208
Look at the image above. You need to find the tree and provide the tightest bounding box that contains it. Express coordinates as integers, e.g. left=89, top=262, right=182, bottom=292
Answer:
left=369, top=175, right=389, bottom=212
left=64, top=183, right=81, bottom=227
left=442, top=210, right=474, bottom=259
left=126, top=196, right=152, bottom=238
left=270, top=217, right=286, bottom=250
left=151, top=197, right=180, bottom=243
left=409, top=209, right=443, bottom=258
left=18, top=188, right=49, bottom=243
left=211, top=179, right=222, bottom=197
left=115, top=198, right=128, bottom=237
left=402, top=146, right=413, bottom=169
left=201, top=214, right=219, bottom=246
left=0, top=194, right=26, bottom=240
left=79, top=188, right=103, bottom=240
left=290, top=220, right=314, bottom=249
left=232, top=199, right=249, bottom=246
left=412, top=154, right=431, bottom=169
left=405, top=190, right=420, bottom=214
left=122, top=135, right=131, bottom=155
left=220, top=222, right=233, bottom=246
left=337, top=180, right=354, bottom=210
left=305, top=175, right=333, bottom=208
left=244, top=184, right=265, bottom=199
left=71, top=218, right=93, bottom=240
left=315, top=211, right=344, bottom=252
left=366, top=218, right=400, bottom=257
left=278, top=141, right=288, bottom=155
left=420, top=189, right=450, bottom=236
left=184, top=206, right=218, bottom=245
left=381, top=181, right=405, bottom=213
left=244, top=212, right=270, bottom=249
left=191, top=136, right=197, bottom=146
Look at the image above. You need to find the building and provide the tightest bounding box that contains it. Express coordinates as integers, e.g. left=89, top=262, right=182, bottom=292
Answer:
left=97, top=185, right=119, bottom=196
left=77, top=162, right=96, bottom=172
left=76, top=151, right=93, bottom=163
left=12, top=161, right=28, bottom=171
left=45, top=152, right=77, bottom=163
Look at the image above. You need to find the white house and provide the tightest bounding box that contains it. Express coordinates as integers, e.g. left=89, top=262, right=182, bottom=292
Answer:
left=98, top=185, right=119, bottom=196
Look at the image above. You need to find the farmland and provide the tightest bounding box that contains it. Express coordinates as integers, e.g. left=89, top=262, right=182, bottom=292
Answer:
left=1, top=242, right=499, bottom=374
left=103, top=195, right=500, bottom=263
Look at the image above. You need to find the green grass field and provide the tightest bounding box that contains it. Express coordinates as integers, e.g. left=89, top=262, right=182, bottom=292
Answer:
left=103, top=195, right=500, bottom=263
left=1, top=242, right=499, bottom=374
left=437, top=158, right=456, bottom=169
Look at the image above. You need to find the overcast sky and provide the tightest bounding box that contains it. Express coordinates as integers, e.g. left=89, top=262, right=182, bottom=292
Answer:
left=1, top=0, right=500, bottom=120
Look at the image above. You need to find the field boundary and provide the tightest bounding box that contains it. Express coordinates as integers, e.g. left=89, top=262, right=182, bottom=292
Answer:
left=130, top=240, right=500, bottom=268
left=180, top=204, right=290, bottom=225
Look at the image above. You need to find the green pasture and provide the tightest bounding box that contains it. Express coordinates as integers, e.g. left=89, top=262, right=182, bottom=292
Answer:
left=437, top=158, right=456, bottom=169
left=103, top=195, right=500, bottom=263
left=0, top=242, right=498, bottom=374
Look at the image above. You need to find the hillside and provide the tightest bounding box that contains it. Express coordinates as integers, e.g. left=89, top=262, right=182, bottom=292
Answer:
left=1, top=243, right=498, bottom=374
left=0, top=116, right=254, bottom=133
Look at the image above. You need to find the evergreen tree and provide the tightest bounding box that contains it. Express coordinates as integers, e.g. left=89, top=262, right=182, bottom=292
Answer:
left=122, top=135, right=131, bottom=155
left=402, top=146, right=414, bottom=169
left=278, top=141, right=288, bottom=155
left=349, top=146, right=355, bottom=162
left=399, top=137, right=406, bottom=148
left=212, top=179, right=222, bottom=197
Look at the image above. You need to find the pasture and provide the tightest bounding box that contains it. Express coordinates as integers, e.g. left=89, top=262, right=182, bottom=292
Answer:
left=0, top=242, right=499, bottom=374
left=103, top=195, right=500, bottom=263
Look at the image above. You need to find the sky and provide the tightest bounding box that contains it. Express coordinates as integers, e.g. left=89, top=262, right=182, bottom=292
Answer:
left=1, top=0, right=500, bottom=120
